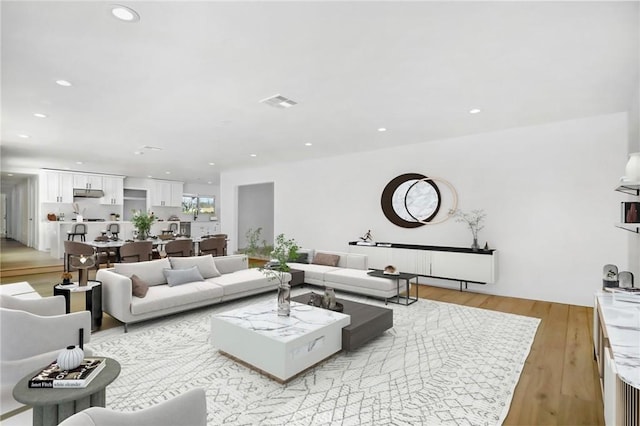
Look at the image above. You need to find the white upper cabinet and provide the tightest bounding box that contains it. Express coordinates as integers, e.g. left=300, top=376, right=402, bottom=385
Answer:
left=100, top=176, right=124, bottom=205
left=150, top=180, right=183, bottom=207
left=73, top=173, right=103, bottom=190
left=41, top=171, right=73, bottom=203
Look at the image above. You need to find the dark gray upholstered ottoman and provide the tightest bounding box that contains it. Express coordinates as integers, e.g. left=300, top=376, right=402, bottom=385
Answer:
left=292, top=293, right=393, bottom=351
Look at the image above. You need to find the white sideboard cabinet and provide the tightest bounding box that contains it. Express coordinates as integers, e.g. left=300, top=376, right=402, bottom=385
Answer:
left=349, top=241, right=497, bottom=290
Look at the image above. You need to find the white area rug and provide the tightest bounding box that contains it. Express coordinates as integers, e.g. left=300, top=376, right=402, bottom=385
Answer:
left=91, top=290, right=540, bottom=425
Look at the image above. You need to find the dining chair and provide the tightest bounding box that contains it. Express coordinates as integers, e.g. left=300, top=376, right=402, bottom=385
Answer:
left=67, top=223, right=87, bottom=242
left=63, top=241, right=99, bottom=273
left=199, top=237, right=226, bottom=257
left=212, top=234, right=228, bottom=255
left=119, top=241, right=153, bottom=263
left=164, top=239, right=193, bottom=257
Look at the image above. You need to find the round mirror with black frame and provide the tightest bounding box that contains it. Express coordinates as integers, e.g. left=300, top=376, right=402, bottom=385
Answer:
left=381, top=173, right=441, bottom=228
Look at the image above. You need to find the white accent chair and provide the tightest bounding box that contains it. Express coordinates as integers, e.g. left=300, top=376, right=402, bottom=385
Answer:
left=0, top=293, right=92, bottom=418
left=57, top=388, right=207, bottom=426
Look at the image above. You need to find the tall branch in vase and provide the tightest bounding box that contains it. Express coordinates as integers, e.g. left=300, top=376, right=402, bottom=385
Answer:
left=454, top=209, right=486, bottom=251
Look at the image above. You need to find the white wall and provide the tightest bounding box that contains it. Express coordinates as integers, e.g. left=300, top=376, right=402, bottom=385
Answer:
left=222, top=113, right=629, bottom=306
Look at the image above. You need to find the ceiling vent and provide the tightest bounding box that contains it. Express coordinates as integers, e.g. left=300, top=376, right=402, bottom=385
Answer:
left=260, top=94, right=298, bottom=109
left=141, top=145, right=163, bottom=151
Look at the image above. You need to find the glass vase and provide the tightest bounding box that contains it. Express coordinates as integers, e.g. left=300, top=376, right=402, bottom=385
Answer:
left=471, top=238, right=479, bottom=251
left=277, top=281, right=290, bottom=317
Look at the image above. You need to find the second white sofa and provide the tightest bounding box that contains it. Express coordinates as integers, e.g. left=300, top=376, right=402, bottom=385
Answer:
left=288, top=250, right=400, bottom=300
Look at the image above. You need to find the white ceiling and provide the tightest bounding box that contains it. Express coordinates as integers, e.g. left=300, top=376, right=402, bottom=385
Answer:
left=1, top=1, right=638, bottom=189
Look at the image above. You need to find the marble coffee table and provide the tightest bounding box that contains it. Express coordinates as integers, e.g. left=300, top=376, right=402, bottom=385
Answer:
left=211, top=299, right=350, bottom=383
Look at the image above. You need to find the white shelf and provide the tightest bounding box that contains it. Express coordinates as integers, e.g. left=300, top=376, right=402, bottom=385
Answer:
left=615, top=223, right=640, bottom=233
left=615, top=183, right=640, bottom=196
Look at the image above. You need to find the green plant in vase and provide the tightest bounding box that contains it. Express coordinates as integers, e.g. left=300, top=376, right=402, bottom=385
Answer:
left=131, top=210, right=156, bottom=240
left=260, top=233, right=299, bottom=317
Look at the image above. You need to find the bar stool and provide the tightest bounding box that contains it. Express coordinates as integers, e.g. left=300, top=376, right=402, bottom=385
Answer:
left=67, top=223, right=87, bottom=242
left=162, top=223, right=179, bottom=235
left=107, top=223, right=119, bottom=239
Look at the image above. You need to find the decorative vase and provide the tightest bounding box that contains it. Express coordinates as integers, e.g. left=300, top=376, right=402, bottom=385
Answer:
left=57, top=345, right=84, bottom=371
left=624, top=152, right=640, bottom=182
left=324, top=287, right=337, bottom=309
left=76, top=214, right=83, bottom=223
left=471, top=238, right=479, bottom=251
left=137, top=230, right=148, bottom=240
left=277, top=281, right=290, bottom=317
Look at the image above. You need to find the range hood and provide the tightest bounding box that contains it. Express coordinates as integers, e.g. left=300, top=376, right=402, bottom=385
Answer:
left=73, top=188, right=105, bottom=198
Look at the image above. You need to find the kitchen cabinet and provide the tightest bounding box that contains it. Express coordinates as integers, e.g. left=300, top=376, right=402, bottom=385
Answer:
left=150, top=180, right=183, bottom=207
left=73, top=173, right=103, bottom=190
left=41, top=171, right=73, bottom=203
left=100, top=176, right=124, bottom=205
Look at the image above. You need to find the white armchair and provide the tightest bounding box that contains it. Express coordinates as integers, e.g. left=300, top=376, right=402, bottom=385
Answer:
left=57, top=388, right=207, bottom=426
left=0, top=294, right=92, bottom=417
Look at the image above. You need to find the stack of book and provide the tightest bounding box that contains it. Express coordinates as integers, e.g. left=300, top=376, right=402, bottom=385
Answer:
left=28, top=357, right=106, bottom=388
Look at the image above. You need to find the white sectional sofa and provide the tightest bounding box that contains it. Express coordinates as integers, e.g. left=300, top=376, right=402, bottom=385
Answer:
left=288, top=250, right=400, bottom=301
left=96, top=254, right=290, bottom=331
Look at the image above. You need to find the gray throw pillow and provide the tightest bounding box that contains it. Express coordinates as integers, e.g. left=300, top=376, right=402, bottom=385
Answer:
left=163, top=266, right=204, bottom=287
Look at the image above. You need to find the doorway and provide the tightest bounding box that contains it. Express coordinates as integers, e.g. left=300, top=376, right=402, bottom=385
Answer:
left=237, top=182, right=274, bottom=251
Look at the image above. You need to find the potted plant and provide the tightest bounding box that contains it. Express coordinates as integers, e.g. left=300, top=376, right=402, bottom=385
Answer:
left=131, top=210, right=156, bottom=240
left=454, top=209, right=486, bottom=251
left=61, top=271, right=73, bottom=285
left=260, top=233, right=299, bottom=316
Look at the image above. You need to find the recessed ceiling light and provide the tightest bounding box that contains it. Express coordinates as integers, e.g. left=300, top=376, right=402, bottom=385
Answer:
left=64, top=167, right=71, bottom=170
left=250, top=154, right=257, bottom=158
left=134, top=151, right=143, bottom=155
left=469, top=108, right=481, bottom=114
left=111, top=5, right=140, bottom=22
left=165, top=171, right=171, bottom=175
left=208, top=162, right=215, bottom=166
left=76, top=161, right=83, bottom=165
left=377, top=128, right=387, bottom=132
left=7, top=174, right=13, bottom=177
left=33, top=113, right=47, bottom=118
left=18, top=134, right=30, bottom=139
left=56, top=80, right=72, bottom=87
left=304, top=143, right=312, bottom=146
left=147, top=175, right=152, bottom=178
left=207, top=181, right=212, bottom=184
left=141, top=145, right=162, bottom=151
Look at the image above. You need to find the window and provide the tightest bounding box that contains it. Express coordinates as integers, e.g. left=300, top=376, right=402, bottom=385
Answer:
left=182, top=194, right=215, bottom=215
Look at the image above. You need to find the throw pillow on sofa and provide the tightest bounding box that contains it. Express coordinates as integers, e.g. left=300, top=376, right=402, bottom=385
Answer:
left=169, top=255, right=221, bottom=279
left=163, top=266, right=204, bottom=287
left=114, top=258, right=171, bottom=286
left=312, top=253, right=340, bottom=267
left=131, top=274, right=149, bottom=298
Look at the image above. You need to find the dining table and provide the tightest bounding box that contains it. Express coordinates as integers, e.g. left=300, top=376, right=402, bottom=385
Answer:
left=89, top=237, right=203, bottom=266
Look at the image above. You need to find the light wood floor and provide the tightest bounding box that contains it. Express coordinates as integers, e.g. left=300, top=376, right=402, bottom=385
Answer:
left=0, top=239, right=604, bottom=425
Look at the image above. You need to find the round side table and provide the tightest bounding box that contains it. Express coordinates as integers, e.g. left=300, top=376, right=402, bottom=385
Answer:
left=53, top=281, right=102, bottom=330
left=13, top=357, right=120, bottom=426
